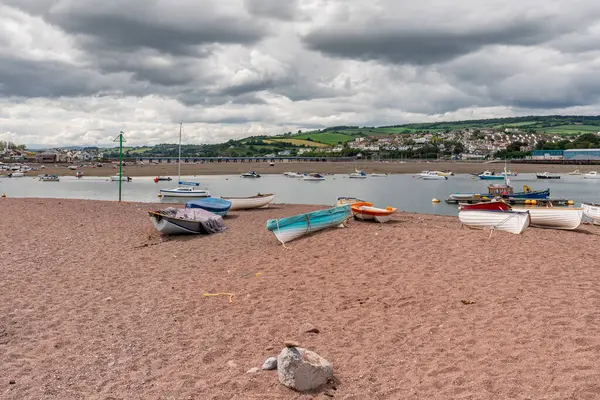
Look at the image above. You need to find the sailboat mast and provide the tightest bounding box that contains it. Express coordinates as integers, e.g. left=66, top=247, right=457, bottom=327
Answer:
left=178, top=123, right=182, bottom=183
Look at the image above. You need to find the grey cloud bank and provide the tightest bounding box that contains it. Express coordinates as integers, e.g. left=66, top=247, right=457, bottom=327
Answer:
left=1, top=0, right=600, bottom=146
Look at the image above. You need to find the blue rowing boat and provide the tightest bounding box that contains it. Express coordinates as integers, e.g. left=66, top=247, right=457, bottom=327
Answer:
left=266, top=204, right=351, bottom=244
left=186, top=198, right=232, bottom=216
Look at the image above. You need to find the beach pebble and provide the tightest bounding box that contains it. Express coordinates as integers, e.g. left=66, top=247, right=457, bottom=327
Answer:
left=284, top=340, right=301, bottom=348
left=246, top=367, right=260, bottom=374
left=300, top=323, right=320, bottom=334
left=277, top=347, right=333, bottom=392
left=262, top=356, right=277, bottom=370
left=227, top=360, right=238, bottom=369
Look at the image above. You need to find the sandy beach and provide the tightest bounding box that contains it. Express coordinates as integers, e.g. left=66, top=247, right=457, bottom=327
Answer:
left=17, top=161, right=595, bottom=177
left=2, top=198, right=600, bottom=399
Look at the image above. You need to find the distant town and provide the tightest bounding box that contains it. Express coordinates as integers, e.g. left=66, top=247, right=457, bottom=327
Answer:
left=3, top=115, right=600, bottom=164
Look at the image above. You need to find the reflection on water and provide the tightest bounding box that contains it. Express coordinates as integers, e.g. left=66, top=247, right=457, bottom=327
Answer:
left=1, top=173, right=599, bottom=216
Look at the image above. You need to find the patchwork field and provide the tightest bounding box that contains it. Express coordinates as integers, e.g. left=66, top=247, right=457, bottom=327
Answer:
left=266, top=138, right=330, bottom=147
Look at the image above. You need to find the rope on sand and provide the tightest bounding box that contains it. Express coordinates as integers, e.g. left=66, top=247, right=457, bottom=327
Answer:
left=203, top=293, right=235, bottom=303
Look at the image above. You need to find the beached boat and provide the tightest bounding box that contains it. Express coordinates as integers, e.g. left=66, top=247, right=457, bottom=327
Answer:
left=336, top=197, right=366, bottom=206
left=583, top=171, right=600, bottom=179
left=459, top=201, right=511, bottom=211
left=369, top=173, right=388, bottom=177
left=536, top=172, right=560, bottom=179
left=40, top=174, right=60, bottom=182
left=241, top=171, right=261, bottom=178
left=186, top=198, right=232, bottom=217
left=351, top=202, right=398, bottom=223
left=458, top=209, right=530, bottom=234
left=302, top=173, right=325, bottom=181
left=512, top=206, right=583, bottom=230
left=582, top=203, right=600, bottom=224
left=111, top=175, right=132, bottom=181
left=266, top=204, right=351, bottom=244
left=148, top=207, right=226, bottom=235
left=220, top=193, right=275, bottom=210
left=349, top=170, right=367, bottom=179
left=419, top=171, right=447, bottom=180
left=568, top=169, right=582, bottom=175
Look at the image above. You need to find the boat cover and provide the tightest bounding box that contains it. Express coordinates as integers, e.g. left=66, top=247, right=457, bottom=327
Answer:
left=158, top=207, right=226, bottom=233
left=186, top=198, right=232, bottom=212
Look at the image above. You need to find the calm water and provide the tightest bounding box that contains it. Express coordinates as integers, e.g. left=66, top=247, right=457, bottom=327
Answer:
left=1, top=173, right=599, bottom=216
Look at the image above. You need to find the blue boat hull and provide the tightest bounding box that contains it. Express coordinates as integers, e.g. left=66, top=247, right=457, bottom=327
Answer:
left=479, top=175, right=505, bottom=180
left=266, top=204, right=351, bottom=243
left=186, top=198, right=232, bottom=216
left=511, top=189, right=550, bottom=199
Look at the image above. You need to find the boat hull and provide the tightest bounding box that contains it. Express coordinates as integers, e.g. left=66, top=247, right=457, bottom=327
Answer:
left=421, top=175, right=447, bottom=180
left=220, top=194, right=275, bottom=210
left=458, top=210, right=530, bottom=234
left=351, top=202, right=397, bottom=223
left=478, top=175, right=505, bottom=180
left=159, top=189, right=211, bottom=198
left=459, top=201, right=511, bottom=211
left=148, top=209, right=226, bottom=235
left=582, top=203, right=600, bottom=224
left=369, top=173, right=388, bottom=177
left=583, top=173, right=600, bottom=179
left=512, top=207, right=583, bottom=230
left=536, top=174, right=560, bottom=179
left=266, top=204, right=351, bottom=244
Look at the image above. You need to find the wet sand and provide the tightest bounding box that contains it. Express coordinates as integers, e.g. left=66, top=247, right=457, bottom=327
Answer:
left=2, top=198, right=600, bottom=399
left=20, top=161, right=594, bottom=177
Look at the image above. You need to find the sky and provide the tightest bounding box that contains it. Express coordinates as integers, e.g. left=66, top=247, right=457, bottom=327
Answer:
left=1, top=0, right=600, bottom=147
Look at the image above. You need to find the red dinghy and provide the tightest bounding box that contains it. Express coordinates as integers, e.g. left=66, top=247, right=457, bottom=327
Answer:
left=459, top=201, right=511, bottom=211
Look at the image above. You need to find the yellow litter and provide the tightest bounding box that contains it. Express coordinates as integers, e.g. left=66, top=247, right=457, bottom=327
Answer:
left=204, top=292, right=235, bottom=303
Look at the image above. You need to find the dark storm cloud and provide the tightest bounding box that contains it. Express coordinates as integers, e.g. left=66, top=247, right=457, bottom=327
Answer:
left=244, top=0, right=299, bottom=20
left=303, top=17, right=592, bottom=65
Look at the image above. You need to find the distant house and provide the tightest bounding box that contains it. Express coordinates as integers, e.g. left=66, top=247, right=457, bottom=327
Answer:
left=278, top=150, right=291, bottom=156
left=36, top=151, right=58, bottom=163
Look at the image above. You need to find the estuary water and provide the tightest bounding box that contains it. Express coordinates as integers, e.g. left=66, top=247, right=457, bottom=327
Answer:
left=1, top=173, right=599, bottom=216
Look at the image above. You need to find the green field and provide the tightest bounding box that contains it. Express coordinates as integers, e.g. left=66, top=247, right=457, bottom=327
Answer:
left=267, top=138, right=330, bottom=147
left=293, top=132, right=354, bottom=145
left=535, top=125, right=600, bottom=134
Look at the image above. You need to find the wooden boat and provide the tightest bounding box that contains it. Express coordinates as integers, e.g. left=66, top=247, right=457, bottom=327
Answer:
left=148, top=207, right=226, bottom=235
left=458, top=209, right=530, bottom=234
left=302, top=173, right=325, bottom=181
left=111, top=175, right=132, bottom=181
left=582, top=203, right=600, bottom=224
left=350, top=202, right=397, bottom=223
left=265, top=204, right=351, bottom=244
left=186, top=198, right=232, bottom=217
left=583, top=171, right=600, bottom=179
left=220, top=193, right=275, bottom=210
left=40, top=174, right=60, bottom=182
left=536, top=172, right=560, bottom=179
left=512, top=206, right=583, bottom=230
left=369, top=173, right=388, bottom=177
left=420, top=171, right=447, bottom=180
left=241, top=171, right=261, bottom=178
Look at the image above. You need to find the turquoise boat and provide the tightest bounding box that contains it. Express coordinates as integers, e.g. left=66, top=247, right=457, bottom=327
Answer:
left=266, top=204, right=351, bottom=244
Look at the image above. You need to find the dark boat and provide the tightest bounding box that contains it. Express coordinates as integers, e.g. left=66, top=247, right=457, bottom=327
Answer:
left=536, top=172, right=560, bottom=180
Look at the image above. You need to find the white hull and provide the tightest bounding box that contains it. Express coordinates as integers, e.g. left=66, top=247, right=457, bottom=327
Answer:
left=160, top=188, right=211, bottom=197
left=110, top=176, right=130, bottom=181
left=421, top=175, right=447, bottom=180
left=583, top=172, right=600, bottom=179
left=10, top=172, right=25, bottom=177
left=582, top=203, right=600, bottom=223
left=150, top=216, right=200, bottom=234
left=370, top=174, right=388, bottom=177
left=459, top=210, right=530, bottom=234
left=512, top=207, right=583, bottom=230
left=40, top=178, right=60, bottom=182
left=284, top=172, right=302, bottom=178
left=354, top=213, right=393, bottom=223
left=349, top=174, right=367, bottom=179
left=272, top=222, right=343, bottom=243
left=221, top=194, right=275, bottom=210
left=302, top=176, right=325, bottom=181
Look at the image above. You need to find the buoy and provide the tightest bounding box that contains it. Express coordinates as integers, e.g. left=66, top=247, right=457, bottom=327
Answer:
left=531, top=200, right=537, bottom=205
left=1, top=194, right=5, bottom=197
left=482, top=196, right=489, bottom=201
left=524, top=199, right=531, bottom=205
left=153, top=177, right=159, bottom=183
left=157, top=194, right=162, bottom=198
left=567, top=200, right=574, bottom=205
left=432, top=198, right=440, bottom=203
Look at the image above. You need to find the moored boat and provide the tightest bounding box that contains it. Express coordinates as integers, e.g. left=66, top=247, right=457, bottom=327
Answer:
left=265, top=204, right=351, bottom=244
left=349, top=170, right=367, bottom=179
left=75, top=171, right=83, bottom=178
left=155, top=176, right=172, bottom=181
left=419, top=171, right=448, bottom=180
left=302, top=173, right=325, bottom=181
left=148, top=207, right=226, bottom=235
left=436, top=170, right=454, bottom=177
left=478, top=170, right=505, bottom=180
left=8, top=172, right=25, bottom=178
left=220, top=193, right=275, bottom=210
left=40, top=174, right=60, bottom=182
left=568, top=169, right=582, bottom=175
left=583, top=171, right=600, bottom=179
left=458, top=209, right=530, bottom=234
left=369, top=173, right=388, bottom=177
left=582, top=203, right=600, bottom=224
left=536, top=172, right=560, bottom=179
left=111, top=175, right=132, bottom=181
left=241, top=171, right=261, bottom=178
left=283, top=172, right=302, bottom=178
left=160, top=183, right=211, bottom=198
left=350, top=202, right=398, bottom=223
left=186, top=198, right=232, bottom=217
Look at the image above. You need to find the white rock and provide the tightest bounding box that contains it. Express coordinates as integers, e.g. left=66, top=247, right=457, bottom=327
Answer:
left=262, top=356, right=277, bottom=370
left=277, top=347, right=333, bottom=391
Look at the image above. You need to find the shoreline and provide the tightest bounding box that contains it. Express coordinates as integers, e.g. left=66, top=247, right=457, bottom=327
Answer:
left=6, top=161, right=594, bottom=177
left=2, top=197, right=600, bottom=399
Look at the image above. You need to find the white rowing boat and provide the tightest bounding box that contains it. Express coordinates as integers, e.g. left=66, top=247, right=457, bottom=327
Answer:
left=220, top=193, right=275, bottom=210
left=458, top=209, right=530, bottom=234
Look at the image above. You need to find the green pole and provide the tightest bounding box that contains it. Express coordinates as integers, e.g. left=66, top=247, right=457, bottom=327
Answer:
left=113, top=131, right=126, bottom=202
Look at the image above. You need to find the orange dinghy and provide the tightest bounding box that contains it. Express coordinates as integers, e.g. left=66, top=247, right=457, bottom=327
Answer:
left=350, top=202, right=398, bottom=223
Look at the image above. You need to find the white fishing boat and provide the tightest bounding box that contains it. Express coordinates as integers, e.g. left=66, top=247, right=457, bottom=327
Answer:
left=40, top=174, right=60, bottom=182
left=419, top=171, right=448, bottom=180
left=370, top=173, right=388, bottom=177
left=148, top=208, right=226, bottom=235
left=283, top=172, right=302, bottom=178
left=582, top=203, right=600, bottom=224
left=349, top=170, right=367, bottom=179
left=160, top=124, right=210, bottom=198
left=8, top=172, right=25, bottom=178
left=458, top=209, right=530, bottom=234
left=220, top=193, right=275, bottom=210
left=110, top=175, right=132, bottom=181
left=241, top=171, right=261, bottom=178
left=512, top=206, right=583, bottom=230
left=302, top=173, right=325, bottom=181
left=583, top=171, right=600, bottom=179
